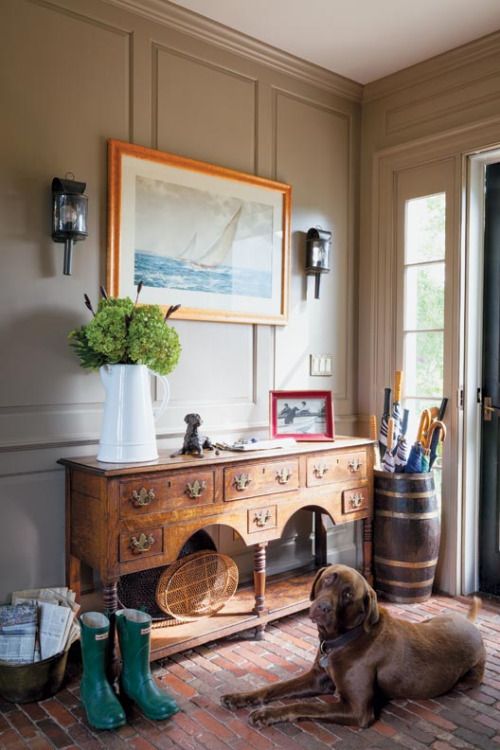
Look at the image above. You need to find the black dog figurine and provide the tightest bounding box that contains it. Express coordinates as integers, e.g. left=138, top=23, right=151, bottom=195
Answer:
left=175, top=413, right=214, bottom=457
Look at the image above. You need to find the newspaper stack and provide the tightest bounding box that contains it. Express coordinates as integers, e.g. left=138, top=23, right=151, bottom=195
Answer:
left=0, top=587, right=80, bottom=664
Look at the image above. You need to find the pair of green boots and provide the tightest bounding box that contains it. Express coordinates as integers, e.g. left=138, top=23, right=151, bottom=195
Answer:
left=79, top=609, right=178, bottom=730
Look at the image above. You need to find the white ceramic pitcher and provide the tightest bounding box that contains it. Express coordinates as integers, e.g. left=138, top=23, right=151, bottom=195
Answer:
left=97, top=364, right=170, bottom=463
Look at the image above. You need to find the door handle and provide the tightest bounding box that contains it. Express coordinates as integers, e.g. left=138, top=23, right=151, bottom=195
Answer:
left=483, top=396, right=500, bottom=421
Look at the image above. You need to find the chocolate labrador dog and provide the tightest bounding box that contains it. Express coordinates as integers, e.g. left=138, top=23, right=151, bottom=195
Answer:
left=221, top=564, right=485, bottom=729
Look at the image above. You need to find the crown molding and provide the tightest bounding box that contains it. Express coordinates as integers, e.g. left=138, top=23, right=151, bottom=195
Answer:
left=102, top=0, right=362, bottom=102
left=363, top=29, right=500, bottom=103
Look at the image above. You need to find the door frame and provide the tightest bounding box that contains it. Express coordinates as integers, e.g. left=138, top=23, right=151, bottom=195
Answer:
left=462, top=147, right=500, bottom=594
left=367, top=120, right=500, bottom=595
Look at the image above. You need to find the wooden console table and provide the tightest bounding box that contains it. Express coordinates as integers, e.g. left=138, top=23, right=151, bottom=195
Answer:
left=60, top=437, right=374, bottom=661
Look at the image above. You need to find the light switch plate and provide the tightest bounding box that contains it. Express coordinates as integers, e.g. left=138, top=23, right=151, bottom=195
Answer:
left=310, top=354, right=333, bottom=377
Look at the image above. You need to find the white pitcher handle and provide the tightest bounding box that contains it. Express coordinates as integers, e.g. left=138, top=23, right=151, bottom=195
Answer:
left=150, top=371, right=170, bottom=421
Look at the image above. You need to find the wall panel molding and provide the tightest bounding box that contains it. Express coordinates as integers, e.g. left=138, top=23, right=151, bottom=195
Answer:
left=273, top=88, right=355, bottom=405
left=103, top=0, right=362, bottom=101
left=363, top=29, right=500, bottom=103
left=151, top=41, right=258, bottom=167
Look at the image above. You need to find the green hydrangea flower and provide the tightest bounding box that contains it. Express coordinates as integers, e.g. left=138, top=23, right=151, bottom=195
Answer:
left=68, top=291, right=181, bottom=375
left=128, top=305, right=181, bottom=375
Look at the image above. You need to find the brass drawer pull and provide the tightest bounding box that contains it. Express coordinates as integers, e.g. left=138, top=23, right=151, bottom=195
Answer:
left=276, top=467, right=292, bottom=484
left=313, top=463, right=328, bottom=479
left=130, top=533, right=155, bottom=553
left=185, top=479, right=206, bottom=499
left=348, top=458, right=362, bottom=473
left=349, top=493, right=364, bottom=510
left=131, top=487, right=156, bottom=507
left=233, top=473, right=251, bottom=491
left=253, top=510, right=272, bottom=528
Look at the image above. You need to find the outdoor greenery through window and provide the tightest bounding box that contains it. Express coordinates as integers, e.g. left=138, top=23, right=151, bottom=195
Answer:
left=403, top=193, right=446, bottom=480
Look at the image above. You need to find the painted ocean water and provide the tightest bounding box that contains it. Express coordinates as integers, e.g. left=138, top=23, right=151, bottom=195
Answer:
left=134, top=251, right=272, bottom=298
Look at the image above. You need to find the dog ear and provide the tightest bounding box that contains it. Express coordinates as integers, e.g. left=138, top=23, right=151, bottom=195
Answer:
left=309, top=567, right=327, bottom=601
left=363, top=585, right=380, bottom=631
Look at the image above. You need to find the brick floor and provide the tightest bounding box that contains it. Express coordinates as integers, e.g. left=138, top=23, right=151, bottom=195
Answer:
left=1, top=594, right=499, bottom=749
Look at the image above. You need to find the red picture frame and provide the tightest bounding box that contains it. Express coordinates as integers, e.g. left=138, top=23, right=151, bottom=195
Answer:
left=269, top=390, right=335, bottom=442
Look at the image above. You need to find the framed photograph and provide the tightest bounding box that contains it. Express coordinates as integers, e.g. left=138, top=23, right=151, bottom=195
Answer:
left=269, top=390, right=335, bottom=441
left=107, top=140, right=291, bottom=325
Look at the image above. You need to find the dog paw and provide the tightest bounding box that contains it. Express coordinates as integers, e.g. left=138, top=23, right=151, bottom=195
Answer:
left=248, top=708, right=277, bottom=728
left=221, top=692, right=261, bottom=710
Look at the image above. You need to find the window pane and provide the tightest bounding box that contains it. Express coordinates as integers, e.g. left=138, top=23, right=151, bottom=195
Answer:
left=405, top=193, right=446, bottom=264
left=404, top=331, right=444, bottom=397
left=404, top=263, right=445, bottom=330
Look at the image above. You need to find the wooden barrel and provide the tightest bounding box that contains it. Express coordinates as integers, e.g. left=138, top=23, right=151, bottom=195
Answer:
left=373, top=470, right=440, bottom=603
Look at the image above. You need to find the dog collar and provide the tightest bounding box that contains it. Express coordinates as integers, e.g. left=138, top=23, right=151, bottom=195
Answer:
left=319, top=624, right=365, bottom=668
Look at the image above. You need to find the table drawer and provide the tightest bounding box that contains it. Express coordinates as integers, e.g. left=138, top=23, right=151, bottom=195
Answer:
left=306, top=451, right=367, bottom=487
left=119, top=470, right=215, bottom=516
left=342, top=487, right=369, bottom=515
left=119, top=527, right=164, bottom=562
left=247, top=505, right=277, bottom=533
left=224, top=458, right=299, bottom=501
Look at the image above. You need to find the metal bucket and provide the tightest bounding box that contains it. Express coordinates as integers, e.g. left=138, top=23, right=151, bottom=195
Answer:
left=0, top=649, right=69, bottom=703
left=374, top=470, right=440, bottom=603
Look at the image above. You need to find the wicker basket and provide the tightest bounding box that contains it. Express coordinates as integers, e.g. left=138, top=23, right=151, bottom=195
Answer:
left=155, top=551, right=239, bottom=622
left=117, top=530, right=216, bottom=626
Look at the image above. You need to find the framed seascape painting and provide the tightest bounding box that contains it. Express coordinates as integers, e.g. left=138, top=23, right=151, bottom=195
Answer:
left=107, top=140, right=291, bottom=324
left=269, top=390, right=335, bottom=441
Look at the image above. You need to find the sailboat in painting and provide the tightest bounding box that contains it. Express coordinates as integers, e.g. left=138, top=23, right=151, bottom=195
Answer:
left=134, top=199, right=272, bottom=298
left=175, top=206, right=242, bottom=269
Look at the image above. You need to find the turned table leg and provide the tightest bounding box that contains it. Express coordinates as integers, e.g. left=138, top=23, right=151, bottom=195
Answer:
left=362, top=518, right=373, bottom=585
left=253, top=542, right=268, bottom=639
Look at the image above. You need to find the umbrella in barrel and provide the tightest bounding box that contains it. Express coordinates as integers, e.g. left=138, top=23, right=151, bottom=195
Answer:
left=428, top=419, right=447, bottom=469
left=405, top=440, right=423, bottom=473
left=428, top=398, right=449, bottom=469
left=394, top=408, right=410, bottom=472
left=382, top=417, right=396, bottom=472
left=417, top=408, right=432, bottom=449
left=391, top=370, right=404, bottom=444
left=378, top=387, right=392, bottom=458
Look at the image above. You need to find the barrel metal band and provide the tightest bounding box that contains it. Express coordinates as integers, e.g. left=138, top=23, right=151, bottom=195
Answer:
left=375, top=510, right=439, bottom=520
left=376, top=576, right=434, bottom=588
left=374, top=555, right=438, bottom=569
left=375, top=489, right=436, bottom=499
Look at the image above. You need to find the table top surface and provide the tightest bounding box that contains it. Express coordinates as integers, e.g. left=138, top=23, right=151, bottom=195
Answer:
left=59, top=436, right=374, bottom=476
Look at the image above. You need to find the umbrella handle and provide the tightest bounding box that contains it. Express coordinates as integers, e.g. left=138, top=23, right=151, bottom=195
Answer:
left=417, top=409, right=431, bottom=445
left=428, top=420, right=447, bottom=445
left=394, top=371, right=403, bottom=403
left=387, top=417, right=395, bottom=453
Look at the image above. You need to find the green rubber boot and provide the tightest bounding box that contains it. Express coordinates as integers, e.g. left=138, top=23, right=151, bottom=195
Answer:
left=79, top=612, right=126, bottom=730
left=116, top=609, right=178, bottom=720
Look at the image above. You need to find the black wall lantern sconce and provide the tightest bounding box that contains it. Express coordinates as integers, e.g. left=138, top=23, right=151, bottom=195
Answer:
left=51, top=174, right=88, bottom=275
left=306, top=227, right=331, bottom=299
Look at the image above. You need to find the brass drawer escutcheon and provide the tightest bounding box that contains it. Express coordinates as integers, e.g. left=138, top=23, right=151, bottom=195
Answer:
left=131, top=487, right=156, bottom=507
left=276, top=467, right=292, bottom=484
left=313, top=463, right=328, bottom=479
left=252, top=510, right=272, bottom=528
left=349, top=492, right=364, bottom=510
left=185, top=479, right=206, bottom=499
left=129, top=533, right=155, bottom=553
left=348, top=458, right=362, bottom=473
left=233, top=473, right=251, bottom=491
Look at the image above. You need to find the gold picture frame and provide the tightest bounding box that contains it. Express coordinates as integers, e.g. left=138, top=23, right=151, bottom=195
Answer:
left=107, top=140, right=291, bottom=324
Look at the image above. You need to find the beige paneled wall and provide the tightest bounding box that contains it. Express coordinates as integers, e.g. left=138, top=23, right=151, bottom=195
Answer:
left=0, top=0, right=361, bottom=601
